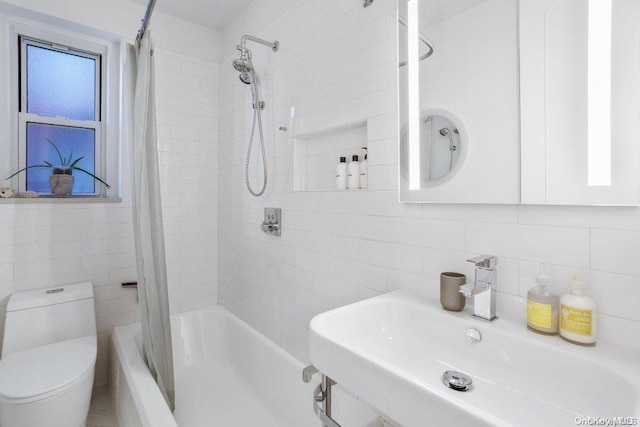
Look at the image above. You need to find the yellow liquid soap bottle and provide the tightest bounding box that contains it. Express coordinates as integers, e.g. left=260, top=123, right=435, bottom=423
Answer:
left=527, top=264, right=559, bottom=334
left=560, top=271, right=596, bottom=346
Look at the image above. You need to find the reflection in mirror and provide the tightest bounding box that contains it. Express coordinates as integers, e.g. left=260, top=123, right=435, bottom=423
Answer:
left=398, top=0, right=520, bottom=203
left=400, top=111, right=466, bottom=185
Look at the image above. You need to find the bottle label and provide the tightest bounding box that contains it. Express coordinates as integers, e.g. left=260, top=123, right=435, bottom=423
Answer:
left=527, top=300, right=552, bottom=329
left=560, top=304, right=592, bottom=336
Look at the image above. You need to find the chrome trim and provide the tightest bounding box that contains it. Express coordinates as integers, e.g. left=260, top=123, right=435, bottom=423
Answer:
left=313, top=380, right=342, bottom=427
left=460, top=255, right=498, bottom=321
left=442, top=370, right=473, bottom=392
left=240, top=35, right=279, bottom=52
left=303, top=365, right=319, bottom=383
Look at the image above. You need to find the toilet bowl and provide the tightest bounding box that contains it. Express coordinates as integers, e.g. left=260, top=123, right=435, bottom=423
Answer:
left=0, top=282, right=97, bottom=427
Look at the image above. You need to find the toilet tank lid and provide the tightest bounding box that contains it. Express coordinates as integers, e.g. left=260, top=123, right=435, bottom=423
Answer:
left=7, top=282, right=94, bottom=312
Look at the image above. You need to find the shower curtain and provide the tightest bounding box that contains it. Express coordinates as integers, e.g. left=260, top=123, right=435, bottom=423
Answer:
left=131, top=31, right=175, bottom=411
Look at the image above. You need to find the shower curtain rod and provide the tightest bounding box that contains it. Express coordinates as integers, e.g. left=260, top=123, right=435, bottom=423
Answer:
left=398, top=15, right=435, bottom=67
left=136, top=0, right=157, bottom=41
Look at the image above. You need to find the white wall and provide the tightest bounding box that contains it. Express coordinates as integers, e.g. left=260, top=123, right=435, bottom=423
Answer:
left=0, top=1, right=219, bottom=387
left=0, top=0, right=221, bottom=61
left=218, top=0, right=640, bottom=374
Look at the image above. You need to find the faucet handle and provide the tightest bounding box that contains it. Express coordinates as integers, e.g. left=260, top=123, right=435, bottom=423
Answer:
left=467, top=255, right=497, bottom=269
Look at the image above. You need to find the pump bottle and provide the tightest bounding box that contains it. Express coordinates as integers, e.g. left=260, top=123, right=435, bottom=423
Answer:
left=559, top=272, right=596, bottom=345
left=526, top=264, right=559, bottom=334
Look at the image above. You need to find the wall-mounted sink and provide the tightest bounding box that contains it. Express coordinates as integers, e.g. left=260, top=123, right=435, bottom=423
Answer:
left=310, top=290, right=640, bottom=426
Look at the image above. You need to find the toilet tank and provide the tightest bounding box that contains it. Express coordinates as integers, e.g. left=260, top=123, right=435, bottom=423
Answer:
left=1, top=282, right=96, bottom=358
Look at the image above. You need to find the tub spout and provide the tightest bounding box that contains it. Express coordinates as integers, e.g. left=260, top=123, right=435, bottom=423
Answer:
left=303, top=365, right=319, bottom=383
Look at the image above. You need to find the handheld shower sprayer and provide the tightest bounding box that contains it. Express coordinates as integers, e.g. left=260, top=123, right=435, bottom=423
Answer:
left=439, top=127, right=459, bottom=172
left=232, top=34, right=279, bottom=197
left=439, top=128, right=459, bottom=151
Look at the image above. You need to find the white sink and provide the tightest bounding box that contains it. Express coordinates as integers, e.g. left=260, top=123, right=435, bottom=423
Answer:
left=310, top=290, right=640, bottom=426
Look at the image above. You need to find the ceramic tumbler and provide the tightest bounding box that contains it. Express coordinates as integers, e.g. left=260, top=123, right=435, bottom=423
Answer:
left=440, top=272, right=466, bottom=311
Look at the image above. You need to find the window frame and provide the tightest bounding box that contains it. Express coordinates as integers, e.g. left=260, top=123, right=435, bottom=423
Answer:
left=18, top=36, right=104, bottom=195
left=5, top=18, right=122, bottom=200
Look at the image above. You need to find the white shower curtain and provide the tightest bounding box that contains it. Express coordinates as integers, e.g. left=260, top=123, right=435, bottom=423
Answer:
left=131, top=31, right=175, bottom=411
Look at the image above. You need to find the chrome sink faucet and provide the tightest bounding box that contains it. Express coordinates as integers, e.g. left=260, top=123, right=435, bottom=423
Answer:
left=459, top=255, right=498, bottom=321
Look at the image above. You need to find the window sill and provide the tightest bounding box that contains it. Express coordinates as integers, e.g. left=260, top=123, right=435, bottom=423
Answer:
left=0, top=196, right=122, bottom=204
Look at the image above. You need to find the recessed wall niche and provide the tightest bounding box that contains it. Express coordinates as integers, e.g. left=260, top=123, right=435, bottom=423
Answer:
left=293, top=121, right=369, bottom=192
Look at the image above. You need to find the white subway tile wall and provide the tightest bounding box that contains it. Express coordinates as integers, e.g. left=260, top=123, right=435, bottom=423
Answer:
left=0, top=48, right=219, bottom=387
left=218, top=0, right=640, bottom=363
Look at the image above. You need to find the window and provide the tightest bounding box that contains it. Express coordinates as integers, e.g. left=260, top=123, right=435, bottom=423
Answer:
left=18, top=36, right=103, bottom=195
left=4, top=18, right=122, bottom=199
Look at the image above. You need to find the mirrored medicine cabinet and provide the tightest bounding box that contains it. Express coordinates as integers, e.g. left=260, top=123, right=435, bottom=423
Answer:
left=398, top=0, right=640, bottom=206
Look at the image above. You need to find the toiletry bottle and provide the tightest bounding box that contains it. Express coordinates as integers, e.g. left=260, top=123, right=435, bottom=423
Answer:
left=348, top=155, right=360, bottom=189
left=359, top=147, right=368, bottom=189
left=559, top=272, right=596, bottom=345
left=526, top=264, right=559, bottom=334
left=336, top=157, right=348, bottom=190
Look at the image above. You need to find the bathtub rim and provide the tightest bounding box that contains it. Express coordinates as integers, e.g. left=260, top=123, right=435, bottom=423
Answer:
left=110, top=313, right=184, bottom=427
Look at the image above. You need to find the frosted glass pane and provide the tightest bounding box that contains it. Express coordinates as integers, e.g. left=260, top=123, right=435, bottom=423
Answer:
left=26, top=123, right=96, bottom=194
left=27, top=45, right=97, bottom=121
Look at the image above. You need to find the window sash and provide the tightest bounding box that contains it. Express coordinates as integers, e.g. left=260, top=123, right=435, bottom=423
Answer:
left=19, top=36, right=102, bottom=120
left=18, top=113, right=103, bottom=195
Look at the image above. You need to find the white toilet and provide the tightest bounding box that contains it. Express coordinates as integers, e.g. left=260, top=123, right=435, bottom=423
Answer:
left=0, top=282, right=97, bottom=427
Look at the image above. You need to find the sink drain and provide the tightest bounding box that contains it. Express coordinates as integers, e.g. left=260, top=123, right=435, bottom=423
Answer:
left=442, top=370, right=473, bottom=392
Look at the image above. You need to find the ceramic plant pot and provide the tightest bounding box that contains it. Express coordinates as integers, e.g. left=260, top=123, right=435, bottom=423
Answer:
left=49, top=173, right=75, bottom=197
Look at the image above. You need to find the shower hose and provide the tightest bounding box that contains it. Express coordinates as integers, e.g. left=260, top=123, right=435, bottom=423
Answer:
left=245, top=73, right=268, bottom=197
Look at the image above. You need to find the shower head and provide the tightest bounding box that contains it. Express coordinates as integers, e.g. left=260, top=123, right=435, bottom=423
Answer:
left=233, top=44, right=253, bottom=73
left=239, top=72, right=252, bottom=85
left=233, top=35, right=279, bottom=84
left=233, top=57, right=253, bottom=73
left=364, top=0, right=374, bottom=7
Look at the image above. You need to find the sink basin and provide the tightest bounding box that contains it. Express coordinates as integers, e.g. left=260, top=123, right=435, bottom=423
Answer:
left=310, top=290, right=640, bottom=426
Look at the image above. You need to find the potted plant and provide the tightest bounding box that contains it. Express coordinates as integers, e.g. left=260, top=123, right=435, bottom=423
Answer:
left=6, top=139, right=110, bottom=197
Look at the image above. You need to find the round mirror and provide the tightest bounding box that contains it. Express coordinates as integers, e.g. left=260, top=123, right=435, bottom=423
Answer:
left=400, top=108, right=467, bottom=187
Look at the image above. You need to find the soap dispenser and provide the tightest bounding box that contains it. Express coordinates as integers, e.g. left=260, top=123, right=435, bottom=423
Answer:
left=526, top=264, right=559, bottom=334
left=559, top=272, right=596, bottom=345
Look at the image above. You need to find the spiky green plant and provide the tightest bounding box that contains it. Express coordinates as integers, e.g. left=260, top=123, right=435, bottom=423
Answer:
left=6, top=139, right=110, bottom=189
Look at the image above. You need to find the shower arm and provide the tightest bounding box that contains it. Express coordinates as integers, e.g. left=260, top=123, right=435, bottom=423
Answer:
left=239, top=35, right=279, bottom=53
left=398, top=16, right=434, bottom=67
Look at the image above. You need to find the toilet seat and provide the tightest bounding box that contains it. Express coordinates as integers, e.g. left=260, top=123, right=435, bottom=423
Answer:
left=0, top=336, right=96, bottom=404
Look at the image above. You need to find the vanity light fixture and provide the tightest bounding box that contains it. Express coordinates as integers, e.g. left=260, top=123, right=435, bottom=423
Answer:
left=408, top=0, right=421, bottom=190
left=587, top=0, right=612, bottom=186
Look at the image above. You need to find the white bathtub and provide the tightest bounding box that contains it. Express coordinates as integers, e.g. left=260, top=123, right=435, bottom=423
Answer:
left=110, top=306, right=383, bottom=427
left=110, top=306, right=318, bottom=426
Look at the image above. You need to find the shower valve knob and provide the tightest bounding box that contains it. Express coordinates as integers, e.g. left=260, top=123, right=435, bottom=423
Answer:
left=261, top=208, right=282, bottom=236
left=261, top=221, right=280, bottom=234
